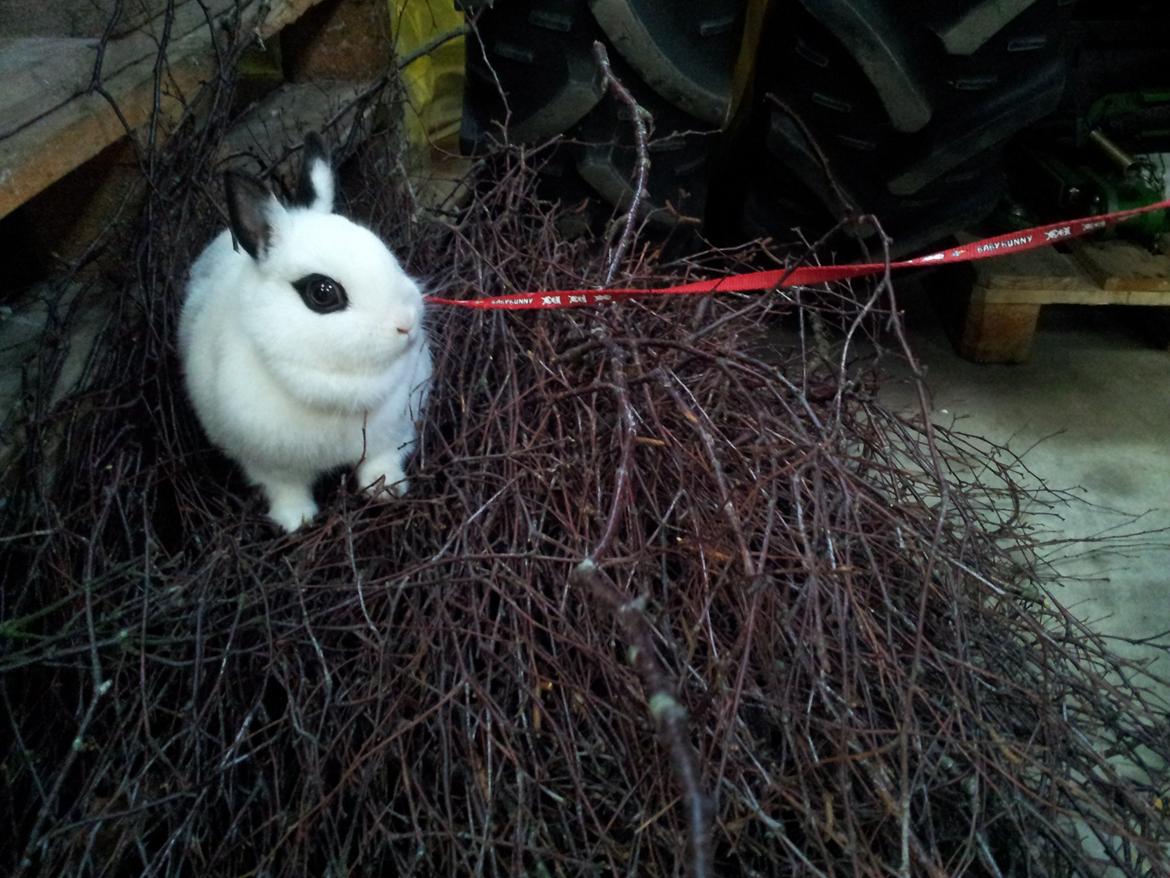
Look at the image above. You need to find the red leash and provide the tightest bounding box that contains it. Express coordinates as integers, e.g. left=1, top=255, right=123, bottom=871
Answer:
left=425, top=198, right=1170, bottom=311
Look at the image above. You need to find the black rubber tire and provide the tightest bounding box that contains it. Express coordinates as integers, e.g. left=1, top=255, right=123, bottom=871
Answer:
left=461, top=0, right=746, bottom=230
left=719, top=0, right=1079, bottom=255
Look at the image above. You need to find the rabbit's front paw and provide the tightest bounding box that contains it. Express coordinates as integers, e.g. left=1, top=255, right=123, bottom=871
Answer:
left=357, top=456, right=408, bottom=500
left=269, top=497, right=318, bottom=532
left=259, top=480, right=318, bottom=532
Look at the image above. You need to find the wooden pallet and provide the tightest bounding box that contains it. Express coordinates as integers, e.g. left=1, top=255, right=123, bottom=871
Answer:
left=954, top=239, right=1170, bottom=363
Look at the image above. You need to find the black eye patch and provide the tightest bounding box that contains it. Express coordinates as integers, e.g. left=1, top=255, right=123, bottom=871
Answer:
left=292, top=274, right=348, bottom=314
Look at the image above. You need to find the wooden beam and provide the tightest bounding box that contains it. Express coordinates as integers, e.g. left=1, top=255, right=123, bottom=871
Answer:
left=217, top=79, right=377, bottom=172
left=958, top=293, right=1041, bottom=364
left=0, top=1, right=238, bottom=142
left=0, top=0, right=328, bottom=220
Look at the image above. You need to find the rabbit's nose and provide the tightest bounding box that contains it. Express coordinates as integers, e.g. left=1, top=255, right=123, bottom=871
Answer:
left=394, top=310, right=417, bottom=335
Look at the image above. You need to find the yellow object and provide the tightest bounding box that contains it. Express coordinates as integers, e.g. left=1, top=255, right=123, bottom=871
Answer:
left=728, top=0, right=772, bottom=122
left=390, top=0, right=467, bottom=153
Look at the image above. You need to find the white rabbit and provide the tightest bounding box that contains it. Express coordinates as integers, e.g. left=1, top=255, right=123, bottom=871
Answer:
left=179, top=133, right=432, bottom=532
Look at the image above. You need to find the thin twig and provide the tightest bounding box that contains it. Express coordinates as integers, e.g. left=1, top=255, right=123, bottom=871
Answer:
left=593, top=41, right=652, bottom=284
left=570, top=559, right=713, bottom=878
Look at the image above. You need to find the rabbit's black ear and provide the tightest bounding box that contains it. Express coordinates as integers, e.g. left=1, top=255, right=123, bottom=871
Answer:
left=225, top=171, right=276, bottom=260
left=295, top=132, right=334, bottom=214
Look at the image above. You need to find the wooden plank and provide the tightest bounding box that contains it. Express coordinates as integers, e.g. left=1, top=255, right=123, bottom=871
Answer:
left=1071, top=240, right=1170, bottom=292
left=218, top=80, right=378, bottom=171
left=0, top=0, right=328, bottom=220
left=980, top=286, right=1170, bottom=306
left=967, top=238, right=1170, bottom=305
left=0, top=0, right=240, bottom=142
left=0, top=38, right=96, bottom=141
left=973, top=242, right=1170, bottom=306
left=0, top=40, right=213, bottom=220
left=973, top=244, right=1092, bottom=293
left=0, top=0, right=170, bottom=40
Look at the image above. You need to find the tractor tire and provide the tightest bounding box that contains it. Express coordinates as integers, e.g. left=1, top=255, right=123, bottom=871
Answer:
left=461, top=0, right=746, bottom=230
left=721, top=0, right=1079, bottom=255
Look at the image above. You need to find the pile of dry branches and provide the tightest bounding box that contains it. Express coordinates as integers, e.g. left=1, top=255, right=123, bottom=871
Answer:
left=2, top=18, right=1168, bottom=878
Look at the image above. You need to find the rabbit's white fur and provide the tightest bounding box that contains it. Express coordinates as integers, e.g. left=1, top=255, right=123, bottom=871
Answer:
left=180, top=141, right=431, bottom=531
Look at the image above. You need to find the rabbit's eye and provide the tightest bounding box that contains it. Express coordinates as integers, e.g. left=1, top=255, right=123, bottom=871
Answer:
left=292, top=274, right=347, bottom=314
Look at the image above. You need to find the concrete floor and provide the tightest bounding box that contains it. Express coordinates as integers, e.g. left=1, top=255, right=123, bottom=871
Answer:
left=888, top=281, right=1170, bottom=693
left=885, top=283, right=1170, bottom=871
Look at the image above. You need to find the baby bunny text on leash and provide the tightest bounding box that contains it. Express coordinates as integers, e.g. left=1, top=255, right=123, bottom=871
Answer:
left=179, top=133, right=432, bottom=531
